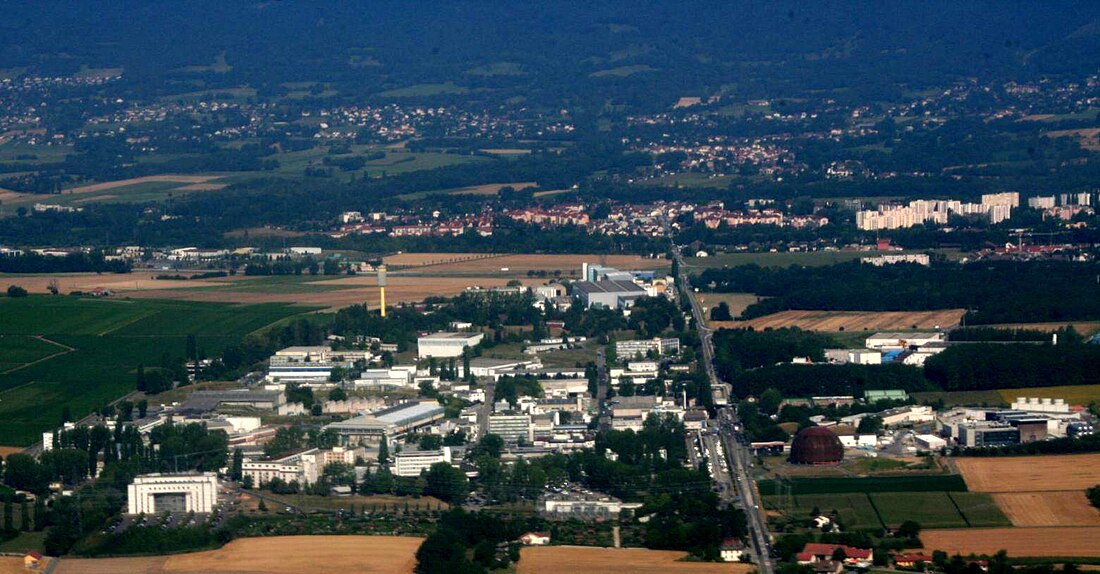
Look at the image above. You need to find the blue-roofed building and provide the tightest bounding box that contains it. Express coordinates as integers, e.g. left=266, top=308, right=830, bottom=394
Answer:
left=881, top=350, right=904, bottom=363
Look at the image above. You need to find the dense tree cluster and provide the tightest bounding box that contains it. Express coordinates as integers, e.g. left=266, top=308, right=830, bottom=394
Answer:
left=696, top=261, right=1100, bottom=324
left=0, top=251, right=131, bottom=274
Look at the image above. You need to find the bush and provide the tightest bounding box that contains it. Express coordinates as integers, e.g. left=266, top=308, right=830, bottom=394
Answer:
left=6, top=285, right=28, bottom=297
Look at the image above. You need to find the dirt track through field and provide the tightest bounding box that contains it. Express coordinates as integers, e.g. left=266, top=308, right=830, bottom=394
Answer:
left=62, top=175, right=224, bottom=194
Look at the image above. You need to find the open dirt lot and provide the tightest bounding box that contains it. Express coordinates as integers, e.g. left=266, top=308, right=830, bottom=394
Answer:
left=518, top=546, right=754, bottom=574
left=0, top=270, right=241, bottom=294
left=55, top=536, right=423, bottom=574
left=921, top=527, right=1100, bottom=558
left=724, top=309, right=965, bottom=331
left=125, top=275, right=540, bottom=310
left=993, top=492, right=1100, bottom=527
left=955, top=454, right=1100, bottom=493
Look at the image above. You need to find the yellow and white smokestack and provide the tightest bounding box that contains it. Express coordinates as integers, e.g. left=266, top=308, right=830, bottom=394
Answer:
left=378, top=265, right=387, bottom=317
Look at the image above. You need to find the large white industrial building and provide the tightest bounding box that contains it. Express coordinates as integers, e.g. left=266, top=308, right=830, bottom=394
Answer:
left=417, top=332, right=485, bottom=358
left=127, top=473, right=219, bottom=515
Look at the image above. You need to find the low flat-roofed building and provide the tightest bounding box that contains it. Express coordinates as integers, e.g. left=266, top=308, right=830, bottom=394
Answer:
left=541, top=492, right=643, bottom=520
left=178, top=390, right=285, bottom=415
left=865, top=331, right=945, bottom=350
left=325, top=400, right=445, bottom=445
left=463, top=357, right=540, bottom=379
left=266, top=357, right=335, bottom=383
left=865, top=389, right=909, bottom=402
left=572, top=280, right=647, bottom=309
left=418, top=332, right=485, bottom=358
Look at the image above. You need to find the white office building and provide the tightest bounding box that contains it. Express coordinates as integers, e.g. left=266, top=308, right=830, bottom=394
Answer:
left=127, top=473, right=218, bottom=515
left=392, top=447, right=453, bottom=477
left=242, top=447, right=356, bottom=487
left=615, top=337, right=680, bottom=358
left=488, top=413, right=534, bottom=443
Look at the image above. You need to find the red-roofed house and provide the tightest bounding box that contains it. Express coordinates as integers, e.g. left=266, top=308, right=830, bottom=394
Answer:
left=720, top=538, right=746, bottom=562
left=23, top=552, right=44, bottom=570
left=520, top=532, right=551, bottom=545
left=895, top=553, right=936, bottom=569
left=797, top=543, right=874, bottom=567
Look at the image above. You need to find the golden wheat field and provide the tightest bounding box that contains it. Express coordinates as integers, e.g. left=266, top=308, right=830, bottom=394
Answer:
left=921, top=527, right=1100, bottom=558
left=955, top=454, right=1100, bottom=493
left=55, top=536, right=423, bottom=574
left=518, top=546, right=755, bottom=574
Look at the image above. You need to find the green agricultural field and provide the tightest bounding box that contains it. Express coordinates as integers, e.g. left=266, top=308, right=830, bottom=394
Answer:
left=996, top=384, right=1100, bottom=406
left=871, top=492, right=969, bottom=529
left=0, top=296, right=314, bottom=445
left=758, top=474, right=968, bottom=496
left=948, top=492, right=1013, bottom=528
left=768, top=493, right=884, bottom=530
left=0, top=335, right=65, bottom=367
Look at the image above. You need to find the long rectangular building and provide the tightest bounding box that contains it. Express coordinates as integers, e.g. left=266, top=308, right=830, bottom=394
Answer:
left=325, top=400, right=445, bottom=445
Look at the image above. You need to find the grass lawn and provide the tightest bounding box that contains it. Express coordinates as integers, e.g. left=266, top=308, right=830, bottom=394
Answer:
left=0, top=531, right=46, bottom=553
left=912, top=390, right=1008, bottom=408
left=996, top=384, right=1100, bottom=406
left=0, top=296, right=314, bottom=445
left=847, top=457, right=932, bottom=475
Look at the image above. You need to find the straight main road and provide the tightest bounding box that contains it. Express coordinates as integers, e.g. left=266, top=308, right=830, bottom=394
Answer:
left=672, top=243, right=775, bottom=574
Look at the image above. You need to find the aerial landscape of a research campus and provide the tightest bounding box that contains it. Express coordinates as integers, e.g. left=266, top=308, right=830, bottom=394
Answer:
left=1, top=2, right=1100, bottom=573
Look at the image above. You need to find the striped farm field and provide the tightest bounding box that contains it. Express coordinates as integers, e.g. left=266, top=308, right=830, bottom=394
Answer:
left=993, top=492, right=1100, bottom=527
